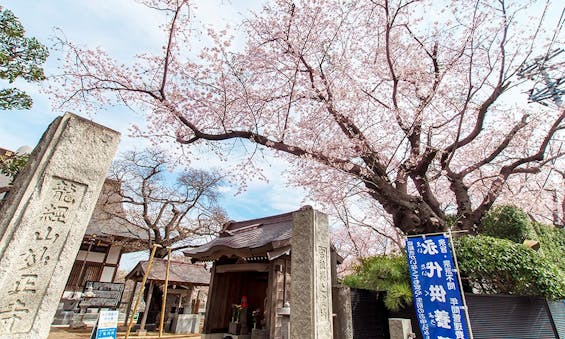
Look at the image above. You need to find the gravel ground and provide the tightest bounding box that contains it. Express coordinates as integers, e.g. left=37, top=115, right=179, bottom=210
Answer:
left=48, top=326, right=201, bottom=339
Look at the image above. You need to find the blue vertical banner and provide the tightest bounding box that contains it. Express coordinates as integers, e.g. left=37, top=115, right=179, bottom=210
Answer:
left=406, top=234, right=471, bottom=339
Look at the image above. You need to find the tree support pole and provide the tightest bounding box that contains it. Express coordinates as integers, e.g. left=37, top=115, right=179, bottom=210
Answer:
left=125, top=244, right=161, bottom=339
left=159, top=247, right=172, bottom=337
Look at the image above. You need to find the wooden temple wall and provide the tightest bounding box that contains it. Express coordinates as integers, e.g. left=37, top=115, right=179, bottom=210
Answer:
left=203, top=258, right=292, bottom=338
left=204, top=265, right=239, bottom=333
left=268, top=257, right=291, bottom=339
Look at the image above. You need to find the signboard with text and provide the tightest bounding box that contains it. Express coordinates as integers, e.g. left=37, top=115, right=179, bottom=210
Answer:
left=90, top=310, right=118, bottom=339
left=80, top=281, right=124, bottom=308
left=406, top=234, right=471, bottom=339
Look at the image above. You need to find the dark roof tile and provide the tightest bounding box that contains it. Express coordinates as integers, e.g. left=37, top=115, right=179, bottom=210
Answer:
left=185, top=210, right=294, bottom=260
left=125, top=258, right=210, bottom=285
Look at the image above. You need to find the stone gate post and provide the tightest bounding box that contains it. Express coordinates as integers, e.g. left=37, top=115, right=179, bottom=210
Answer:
left=0, top=113, right=120, bottom=338
left=290, top=206, right=333, bottom=339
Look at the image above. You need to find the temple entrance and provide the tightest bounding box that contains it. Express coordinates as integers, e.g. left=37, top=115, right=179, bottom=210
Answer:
left=206, top=270, right=269, bottom=333
left=186, top=208, right=341, bottom=339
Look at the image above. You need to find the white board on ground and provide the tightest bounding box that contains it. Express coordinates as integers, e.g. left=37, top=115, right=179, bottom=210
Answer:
left=90, top=310, right=118, bottom=339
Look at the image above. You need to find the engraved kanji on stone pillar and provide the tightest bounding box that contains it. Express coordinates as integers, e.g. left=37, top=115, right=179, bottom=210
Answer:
left=290, top=207, right=333, bottom=339
left=0, top=299, right=29, bottom=332
left=0, top=113, right=120, bottom=339
left=1, top=177, right=87, bottom=334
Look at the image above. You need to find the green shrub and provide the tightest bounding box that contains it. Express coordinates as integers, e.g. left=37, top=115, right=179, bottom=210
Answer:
left=479, top=205, right=535, bottom=243
left=455, top=235, right=565, bottom=300
left=532, top=222, right=565, bottom=272
left=341, top=254, right=412, bottom=311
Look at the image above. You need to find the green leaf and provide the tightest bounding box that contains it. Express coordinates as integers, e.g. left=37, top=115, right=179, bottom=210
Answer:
left=0, top=6, right=48, bottom=110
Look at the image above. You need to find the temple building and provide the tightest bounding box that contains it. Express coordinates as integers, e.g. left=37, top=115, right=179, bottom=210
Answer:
left=185, top=206, right=343, bottom=339
left=125, top=258, right=210, bottom=334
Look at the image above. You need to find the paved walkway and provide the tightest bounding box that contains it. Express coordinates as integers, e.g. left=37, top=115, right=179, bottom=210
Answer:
left=48, top=326, right=201, bottom=339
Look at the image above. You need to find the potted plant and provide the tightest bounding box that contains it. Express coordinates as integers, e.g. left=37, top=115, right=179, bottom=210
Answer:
left=229, top=304, right=242, bottom=334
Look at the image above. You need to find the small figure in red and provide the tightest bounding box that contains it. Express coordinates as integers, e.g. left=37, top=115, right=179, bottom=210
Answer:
left=240, top=295, right=248, bottom=308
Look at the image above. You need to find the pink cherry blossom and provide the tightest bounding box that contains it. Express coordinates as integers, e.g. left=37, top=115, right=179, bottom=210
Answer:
left=49, top=0, right=565, bottom=235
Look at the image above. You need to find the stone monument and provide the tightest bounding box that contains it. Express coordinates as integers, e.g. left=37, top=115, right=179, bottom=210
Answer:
left=389, top=318, right=415, bottom=339
left=290, top=206, right=333, bottom=339
left=0, top=113, right=120, bottom=338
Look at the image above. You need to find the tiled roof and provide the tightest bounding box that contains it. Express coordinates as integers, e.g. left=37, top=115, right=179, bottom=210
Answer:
left=184, top=210, right=295, bottom=261
left=125, top=258, right=210, bottom=285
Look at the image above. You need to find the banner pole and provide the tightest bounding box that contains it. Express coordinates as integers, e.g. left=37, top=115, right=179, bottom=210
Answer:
left=406, top=230, right=469, bottom=238
left=447, top=228, right=474, bottom=339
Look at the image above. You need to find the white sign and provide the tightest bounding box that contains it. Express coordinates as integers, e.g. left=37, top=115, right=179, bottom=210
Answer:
left=95, top=310, right=119, bottom=339
left=98, top=310, right=118, bottom=329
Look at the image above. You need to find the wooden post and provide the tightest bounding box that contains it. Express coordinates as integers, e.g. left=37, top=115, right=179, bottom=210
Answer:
left=193, top=289, right=200, bottom=314
left=123, top=280, right=139, bottom=326
left=159, top=247, right=172, bottom=337
left=125, top=244, right=161, bottom=339
left=203, top=264, right=217, bottom=334
left=139, top=280, right=155, bottom=331
left=75, top=234, right=96, bottom=289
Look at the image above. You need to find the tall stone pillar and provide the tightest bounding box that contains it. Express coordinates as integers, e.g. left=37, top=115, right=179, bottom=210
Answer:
left=290, top=206, right=333, bottom=339
left=0, top=113, right=120, bottom=338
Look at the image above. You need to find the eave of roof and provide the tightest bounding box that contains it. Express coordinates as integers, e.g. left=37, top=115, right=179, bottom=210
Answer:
left=125, top=259, right=210, bottom=285
left=184, top=207, right=345, bottom=264
left=184, top=210, right=294, bottom=261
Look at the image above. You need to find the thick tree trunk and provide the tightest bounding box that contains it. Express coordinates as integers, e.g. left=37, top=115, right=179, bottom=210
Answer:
left=155, top=247, right=169, bottom=259
left=389, top=199, right=445, bottom=235
left=365, top=177, right=445, bottom=235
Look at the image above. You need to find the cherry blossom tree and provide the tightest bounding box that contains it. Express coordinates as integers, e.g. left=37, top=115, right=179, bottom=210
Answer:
left=331, top=219, right=403, bottom=275
left=496, top=164, right=565, bottom=227
left=52, top=0, right=564, bottom=235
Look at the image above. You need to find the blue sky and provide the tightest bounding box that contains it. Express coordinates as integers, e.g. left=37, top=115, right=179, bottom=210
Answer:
left=1, top=0, right=313, bottom=268
left=1, top=0, right=310, bottom=223
left=7, top=1, right=561, bottom=270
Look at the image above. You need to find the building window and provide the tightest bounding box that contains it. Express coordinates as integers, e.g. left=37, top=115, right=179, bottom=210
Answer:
left=65, top=261, right=104, bottom=291
left=79, top=243, right=108, bottom=253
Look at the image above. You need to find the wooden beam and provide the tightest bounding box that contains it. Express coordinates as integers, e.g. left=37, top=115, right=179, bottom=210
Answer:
left=164, top=288, right=193, bottom=296
left=215, top=263, right=269, bottom=273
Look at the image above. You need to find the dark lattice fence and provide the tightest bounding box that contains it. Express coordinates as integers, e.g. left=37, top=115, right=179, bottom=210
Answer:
left=349, top=288, right=388, bottom=339
left=348, top=289, right=564, bottom=339
left=466, top=295, right=560, bottom=339
left=548, top=300, right=565, bottom=339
